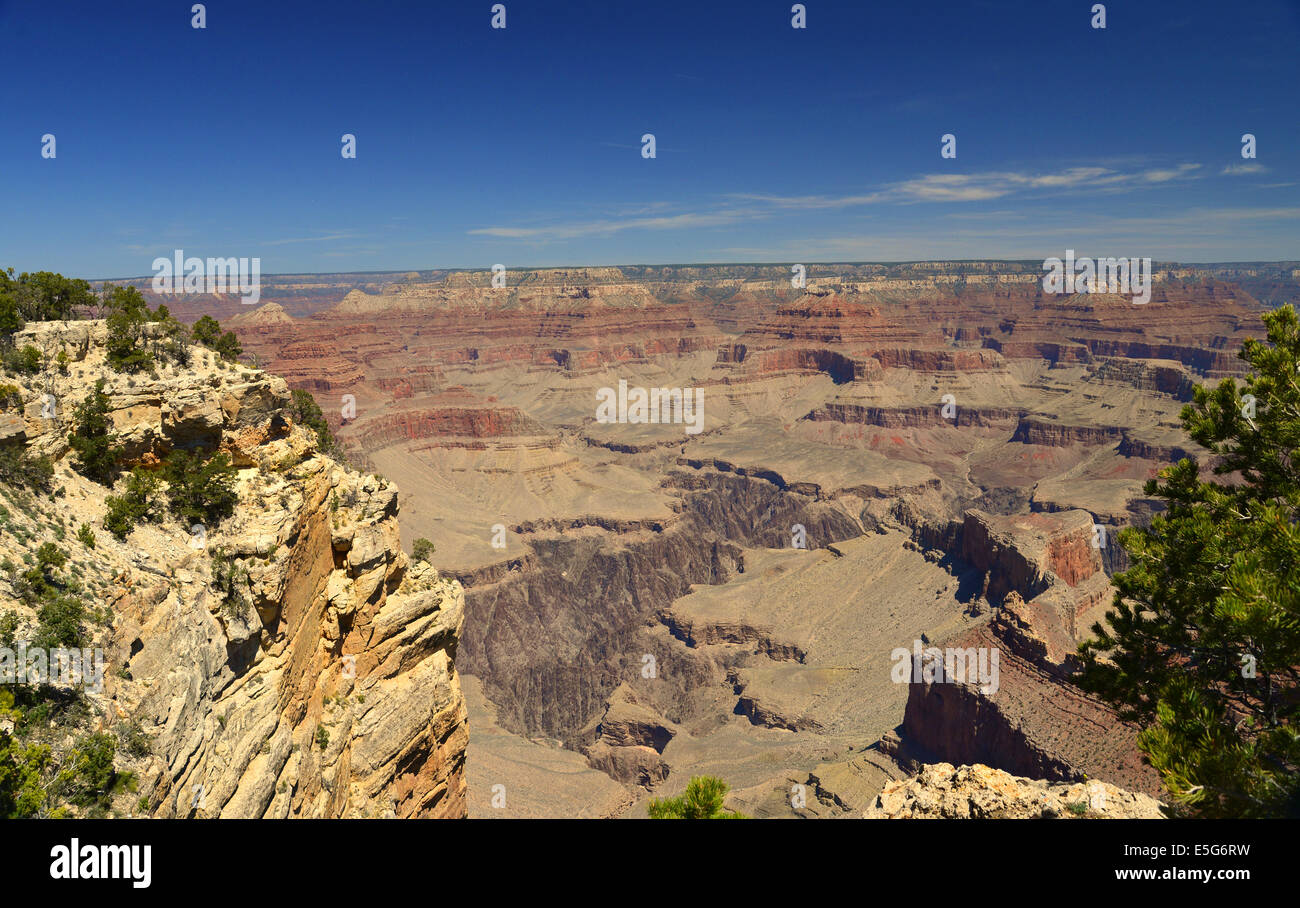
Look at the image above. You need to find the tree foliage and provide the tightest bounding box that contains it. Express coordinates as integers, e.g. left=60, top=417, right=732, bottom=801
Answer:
left=209, top=548, right=250, bottom=618
left=103, top=468, right=163, bottom=540
left=0, top=731, right=56, bottom=818
left=0, top=728, right=120, bottom=818
left=647, top=775, right=748, bottom=819
left=102, top=285, right=154, bottom=374
left=0, top=268, right=94, bottom=330
left=2, top=344, right=41, bottom=375
left=0, top=445, right=54, bottom=493
left=68, top=379, right=122, bottom=485
left=290, top=389, right=342, bottom=457
left=163, top=450, right=238, bottom=526
left=1078, top=304, right=1300, bottom=818
left=0, top=269, right=92, bottom=372
left=149, top=304, right=191, bottom=366
left=190, top=314, right=242, bottom=362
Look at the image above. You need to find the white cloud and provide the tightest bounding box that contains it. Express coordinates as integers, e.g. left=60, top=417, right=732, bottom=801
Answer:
left=468, top=162, right=1229, bottom=247
left=730, top=164, right=1202, bottom=210
left=1221, top=163, right=1269, bottom=175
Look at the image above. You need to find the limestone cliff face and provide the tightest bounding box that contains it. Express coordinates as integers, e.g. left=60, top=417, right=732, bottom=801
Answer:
left=3, top=320, right=468, bottom=818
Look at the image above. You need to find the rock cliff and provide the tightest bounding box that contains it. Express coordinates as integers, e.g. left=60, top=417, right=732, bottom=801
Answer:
left=0, top=320, right=468, bottom=818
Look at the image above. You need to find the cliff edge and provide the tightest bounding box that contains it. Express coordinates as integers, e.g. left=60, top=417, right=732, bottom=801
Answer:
left=0, top=320, right=467, bottom=818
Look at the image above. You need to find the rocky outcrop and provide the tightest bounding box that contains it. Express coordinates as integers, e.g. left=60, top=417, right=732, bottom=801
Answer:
left=953, top=509, right=1102, bottom=603
left=1091, top=358, right=1197, bottom=400
left=1, top=320, right=468, bottom=818
left=660, top=608, right=807, bottom=662
left=714, top=345, right=867, bottom=383
left=578, top=684, right=676, bottom=787
left=1011, top=417, right=1124, bottom=447
left=1116, top=431, right=1199, bottom=463
left=804, top=404, right=1020, bottom=429
left=866, top=763, right=1165, bottom=819
left=897, top=624, right=1163, bottom=797
left=234, top=269, right=726, bottom=383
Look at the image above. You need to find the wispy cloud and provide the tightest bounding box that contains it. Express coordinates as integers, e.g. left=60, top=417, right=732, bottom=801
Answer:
left=465, top=161, right=1266, bottom=250
left=262, top=232, right=358, bottom=246
left=470, top=209, right=758, bottom=240
left=1221, top=163, right=1269, bottom=176
left=732, top=164, right=1202, bottom=210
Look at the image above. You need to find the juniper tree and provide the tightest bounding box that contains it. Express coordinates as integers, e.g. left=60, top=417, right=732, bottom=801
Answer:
left=191, top=315, right=241, bottom=362
left=102, top=284, right=154, bottom=373
left=68, top=379, right=122, bottom=485
left=162, top=450, right=238, bottom=526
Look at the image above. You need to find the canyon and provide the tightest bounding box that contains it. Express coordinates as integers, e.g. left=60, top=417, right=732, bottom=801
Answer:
left=155, top=260, right=1290, bottom=817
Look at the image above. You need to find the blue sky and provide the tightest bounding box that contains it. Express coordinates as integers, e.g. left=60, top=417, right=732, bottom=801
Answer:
left=1, top=0, right=1298, bottom=277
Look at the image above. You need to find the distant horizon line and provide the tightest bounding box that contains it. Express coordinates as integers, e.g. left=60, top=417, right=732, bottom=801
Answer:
left=78, top=258, right=1300, bottom=284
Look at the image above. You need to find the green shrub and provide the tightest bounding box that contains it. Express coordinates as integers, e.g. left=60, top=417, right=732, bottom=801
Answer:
left=68, top=380, right=122, bottom=485
left=290, top=389, right=342, bottom=457
left=76, top=523, right=95, bottom=548
left=210, top=549, right=250, bottom=618
left=163, top=450, right=238, bottom=526
left=0, top=611, right=18, bottom=647
left=103, top=468, right=162, bottom=540
left=14, top=542, right=68, bottom=606
left=0, top=733, right=56, bottom=818
left=647, top=776, right=748, bottom=819
left=51, top=733, right=117, bottom=811
left=190, top=315, right=221, bottom=349
left=115, top=720, right=150, bottom=759
left=411, top=537, right=435, bottom=563
left=1, top=344, right=42, bottom=376
left=33, top=594, right=85, bottom=649
left=191, top=315, right=242, bottom=363
left=148, top=305, right=191, bottom=366
left=0, top=446, right=54, bottom=493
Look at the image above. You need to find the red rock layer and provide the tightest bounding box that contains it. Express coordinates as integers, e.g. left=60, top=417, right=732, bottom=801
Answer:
left=358, top=407, right=544, bottom=447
